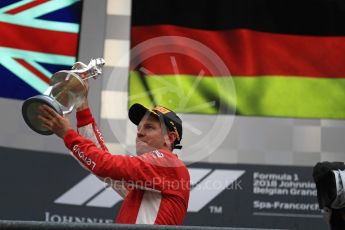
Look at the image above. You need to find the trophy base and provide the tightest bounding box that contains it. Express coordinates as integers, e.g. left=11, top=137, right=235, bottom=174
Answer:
left=22, top=95, right=63, bottom=135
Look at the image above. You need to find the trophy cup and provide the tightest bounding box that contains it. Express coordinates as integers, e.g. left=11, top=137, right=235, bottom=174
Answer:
left=22, top=58, right=105, bottom=135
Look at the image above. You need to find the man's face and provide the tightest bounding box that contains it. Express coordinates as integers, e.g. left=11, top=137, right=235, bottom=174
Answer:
left=136, top=114, right=167, bottom=155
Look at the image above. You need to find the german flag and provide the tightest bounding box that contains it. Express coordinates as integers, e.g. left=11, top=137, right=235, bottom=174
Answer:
left=129, top=0, right=345, bottom=118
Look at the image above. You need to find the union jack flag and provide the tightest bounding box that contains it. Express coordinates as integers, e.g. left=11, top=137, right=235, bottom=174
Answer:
left=0, top=0, right=82, bottom=100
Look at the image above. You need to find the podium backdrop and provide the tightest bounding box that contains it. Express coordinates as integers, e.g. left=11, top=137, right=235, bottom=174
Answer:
left=0, top=146, right=327, bottom=229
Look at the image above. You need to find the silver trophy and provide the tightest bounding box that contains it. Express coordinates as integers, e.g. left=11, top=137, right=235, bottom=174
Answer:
left=22, top=58, right=105, bottom=135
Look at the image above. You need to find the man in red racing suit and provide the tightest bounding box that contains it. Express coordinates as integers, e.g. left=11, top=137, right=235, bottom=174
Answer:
left=38, top=100, right=190, bottom=225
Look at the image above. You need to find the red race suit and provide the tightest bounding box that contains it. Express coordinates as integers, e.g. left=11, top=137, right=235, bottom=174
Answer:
left=63, top=108, right=190, bottom=225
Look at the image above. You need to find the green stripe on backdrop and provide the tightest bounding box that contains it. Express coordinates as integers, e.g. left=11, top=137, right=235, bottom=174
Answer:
left=129, top=71, right=237, bottom=114
left=128, top=71, right=345, bottom=119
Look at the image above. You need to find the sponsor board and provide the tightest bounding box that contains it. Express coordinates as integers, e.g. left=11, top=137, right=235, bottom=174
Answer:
left=54, top=169, right=245, bottom=213
left=0, top=146, right=327, bottom=229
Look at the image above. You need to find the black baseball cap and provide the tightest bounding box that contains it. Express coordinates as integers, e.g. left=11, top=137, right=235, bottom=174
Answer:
left=128, top=103, right=183, bottom=149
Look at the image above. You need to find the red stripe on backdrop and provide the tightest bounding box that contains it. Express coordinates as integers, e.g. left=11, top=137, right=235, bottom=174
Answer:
left=15, top=58, right=50, bottom=84
left=5, top=0, right=50, bottom=15
left=131, top=25, right=345, bottom=78
left=0, top=22, right=78, bottom=56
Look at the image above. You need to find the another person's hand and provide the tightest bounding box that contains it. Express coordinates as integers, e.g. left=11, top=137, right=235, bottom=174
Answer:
left=38, top=104, right=72, bottom=138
